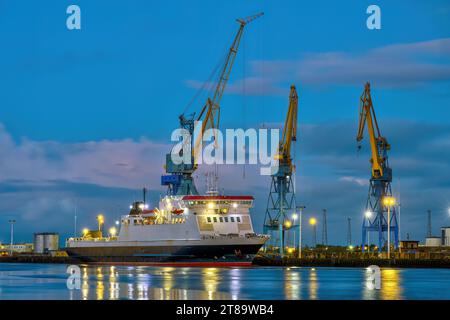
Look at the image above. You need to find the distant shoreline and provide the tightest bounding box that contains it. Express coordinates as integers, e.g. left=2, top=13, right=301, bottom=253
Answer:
left=253, top=256, right=450, bottom=268
left=2, top=255, right=450, bottom=268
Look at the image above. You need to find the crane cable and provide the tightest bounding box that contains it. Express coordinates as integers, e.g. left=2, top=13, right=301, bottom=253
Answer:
left=182, top=50, right=228, bottom=116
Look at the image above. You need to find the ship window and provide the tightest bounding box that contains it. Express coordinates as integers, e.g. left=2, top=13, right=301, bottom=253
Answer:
left=237, top=217, right=241, bottom=223
left=230, top=217, right=235, bottom=222
left=207, top=217, right=212, bottom=223
left=213, top=217, right=217, bottom=223
left=225, top=217, right=229, bottom=223
left=219, top=217, right=223, bottom=223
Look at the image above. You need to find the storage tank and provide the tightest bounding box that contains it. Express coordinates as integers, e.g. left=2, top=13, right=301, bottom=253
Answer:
left=34, top=233, right=59, bottom=254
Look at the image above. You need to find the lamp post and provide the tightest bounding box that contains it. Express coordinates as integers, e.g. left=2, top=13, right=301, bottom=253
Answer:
left=291, top=213, right=297, bottom=255
left=97, top=214, right=104, bottom=233
left=296, top=206, right=305, bottom=259
left=309, top=217, right=317, bottom=247
left=383, top=196, right=396, bottom=258
left=365, top=210, right=372, bottom=253
left=8, top=220, right=16, bottom=256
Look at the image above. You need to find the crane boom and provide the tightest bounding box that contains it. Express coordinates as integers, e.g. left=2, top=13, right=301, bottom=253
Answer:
left=356, top=82, right=389, bottom=178
left=278, top=85, right=298, bottom=172
left=163, top=13, right=263, bottom=195
left=192, top=12, right=264, bottom=165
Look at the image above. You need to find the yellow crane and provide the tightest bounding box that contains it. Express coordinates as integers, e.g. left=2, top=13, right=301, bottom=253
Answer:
left=356, top=82, right=398, bottom=253
left=264, top=85, right=299, bottom=256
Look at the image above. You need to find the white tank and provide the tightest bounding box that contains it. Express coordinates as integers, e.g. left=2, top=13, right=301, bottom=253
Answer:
left=34, top=233, right=59, bottom=254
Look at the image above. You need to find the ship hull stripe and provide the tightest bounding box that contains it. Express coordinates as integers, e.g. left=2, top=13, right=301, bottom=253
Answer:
left=64, top=244, right=262, bottom=264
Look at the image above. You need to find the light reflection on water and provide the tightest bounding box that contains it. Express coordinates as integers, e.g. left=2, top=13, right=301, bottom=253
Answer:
left=0, top=263, right=449, bottom=300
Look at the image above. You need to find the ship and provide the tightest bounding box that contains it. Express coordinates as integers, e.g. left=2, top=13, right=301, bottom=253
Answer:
left=65, top=195, right=269, bottom=266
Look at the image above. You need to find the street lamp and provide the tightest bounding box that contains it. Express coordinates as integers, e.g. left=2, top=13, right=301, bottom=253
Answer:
left=97, top=214, right=104, bottom=232
left=291, top=213, right=298, bottom=255
left=309, top=217, right=317, bottom=247
left=8, top=220, right=16, bottom=256
left=296, top=206, right=305, bottom=259
left=383, top=196, right=396, bottom=258
left=364, top=211, right=372, bottom=252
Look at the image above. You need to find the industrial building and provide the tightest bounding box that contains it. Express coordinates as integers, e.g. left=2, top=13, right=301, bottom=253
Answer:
left=2, top=243, right=34, bottom=253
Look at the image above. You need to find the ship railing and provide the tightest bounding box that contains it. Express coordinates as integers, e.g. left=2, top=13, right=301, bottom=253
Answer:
left=201, top=233, right=267, bottom=240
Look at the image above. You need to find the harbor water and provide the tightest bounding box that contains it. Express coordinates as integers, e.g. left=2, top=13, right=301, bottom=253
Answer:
left=1, top=263, right=450, bottom=300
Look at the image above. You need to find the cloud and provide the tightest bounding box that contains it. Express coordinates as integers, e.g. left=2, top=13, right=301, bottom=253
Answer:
left=186, top=38, right=450, bottom=95
left=0, top=123, right=169, bottom=189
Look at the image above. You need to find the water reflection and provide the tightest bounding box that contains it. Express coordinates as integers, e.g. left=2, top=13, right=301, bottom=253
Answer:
left=381, top=269, right=403, bottom=300
left=60, top=265, right=413, bottom=300
left=309, top=268, right=318, bottom=300
left=109, top=266, right=119, bottom=300
left=229, top=268, right=241, bottom=300
left=284, top=268, right=301, bottom=300
left=362, top=268, right=403, bottom=300
left=81, top=266, right=89, bottom=300
left=202, top=268, right=219, bottom=300
left=96, top=267, right=104, bottom=300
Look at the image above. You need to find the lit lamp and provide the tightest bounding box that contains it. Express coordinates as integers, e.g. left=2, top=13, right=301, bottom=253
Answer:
left=82, top=228, right=89, bottom=237
left=382, top=196, right=396, bottom=258
left=109, top=227, right=117, bottom=237
left=309, top=217, right=317, bottom=247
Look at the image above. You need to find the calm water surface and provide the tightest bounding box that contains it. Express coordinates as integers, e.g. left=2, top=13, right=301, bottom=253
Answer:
left=0, top=263, right=449, bottom=300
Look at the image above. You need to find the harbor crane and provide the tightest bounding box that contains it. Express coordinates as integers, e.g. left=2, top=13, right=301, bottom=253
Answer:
left=357, top=82, right=398, bottom=252
left=264, top=85, right=298, bottom=256
left=161, top=12, right=264, bottom=196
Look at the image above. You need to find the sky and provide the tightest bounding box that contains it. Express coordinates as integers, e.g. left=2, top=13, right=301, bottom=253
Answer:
left=0, top=0, right=449, bottom=246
